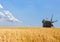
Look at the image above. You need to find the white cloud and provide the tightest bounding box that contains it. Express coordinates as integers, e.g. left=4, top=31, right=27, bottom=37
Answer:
left=0, top=10, right=23, bottom=24
left=3, top=10, right=22, bottom=23
left=0, top=4, right=3, bottom=9
left=0, top=12, right=5, bottom=22
left=0, top=12, right=5, bottom=17
left=0, top=4, right=23, bottom=26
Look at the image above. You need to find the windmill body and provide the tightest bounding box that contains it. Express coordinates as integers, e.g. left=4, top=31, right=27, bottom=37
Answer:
left=42, top=15, right=57, bottom=28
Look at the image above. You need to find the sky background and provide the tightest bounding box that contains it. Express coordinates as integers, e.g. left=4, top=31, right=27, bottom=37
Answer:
left=0, top=0, right=60, bottom=27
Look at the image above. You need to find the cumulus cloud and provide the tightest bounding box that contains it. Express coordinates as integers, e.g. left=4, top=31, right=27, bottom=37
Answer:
left=0, top=4, right=3, bottom=9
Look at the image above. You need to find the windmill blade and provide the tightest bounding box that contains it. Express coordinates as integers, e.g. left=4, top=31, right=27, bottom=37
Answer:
left=51, top=14, right=53, bottom=22
left=52, top=20, right=57, bottom=23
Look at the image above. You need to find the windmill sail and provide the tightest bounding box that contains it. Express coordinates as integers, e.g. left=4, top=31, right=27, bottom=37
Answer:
left=51, top=14, right=53, bottom=22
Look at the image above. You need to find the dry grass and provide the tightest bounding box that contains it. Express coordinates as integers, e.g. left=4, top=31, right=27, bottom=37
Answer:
left=0, top=27, right=60, bottom=42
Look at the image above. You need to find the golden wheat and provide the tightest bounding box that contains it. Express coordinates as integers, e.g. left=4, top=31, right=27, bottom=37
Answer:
left=0, top=27, right=60, bottom=42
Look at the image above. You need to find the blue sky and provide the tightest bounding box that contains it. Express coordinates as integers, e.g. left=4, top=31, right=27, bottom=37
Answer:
left=0, top=0, right=60, bottom=27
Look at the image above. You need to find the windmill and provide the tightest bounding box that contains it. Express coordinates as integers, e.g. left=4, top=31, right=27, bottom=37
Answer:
left=42, top=15, right=57, bottom=27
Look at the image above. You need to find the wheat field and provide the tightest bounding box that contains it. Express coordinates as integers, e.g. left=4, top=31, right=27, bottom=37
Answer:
left=0, top=27, right=60, bottom=42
